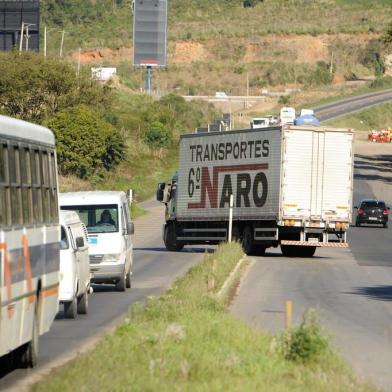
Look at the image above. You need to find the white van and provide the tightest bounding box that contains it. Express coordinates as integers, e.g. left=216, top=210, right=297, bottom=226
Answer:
left=59, top=210, right=91, bottom=319
left=280, top=107, right=296, bottom=125
left=59, top=192, right=134, bottom=292
left=250, top=117, right=270, bottom=129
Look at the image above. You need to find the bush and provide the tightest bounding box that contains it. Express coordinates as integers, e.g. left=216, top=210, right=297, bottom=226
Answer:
left=282, top=309, right=329, bottom=363
left=0, top=52, right=112, bottom=122
left=46, top=105, right=124, bottom=179
left=144, top=121, right=172, bottom=150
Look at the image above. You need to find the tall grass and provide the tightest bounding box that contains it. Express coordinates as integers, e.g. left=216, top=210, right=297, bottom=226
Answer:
left=32, top=242, right=375, bottom=392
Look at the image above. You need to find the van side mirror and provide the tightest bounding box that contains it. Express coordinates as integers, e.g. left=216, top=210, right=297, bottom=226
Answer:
left=127, top=221, right=135, bottom=235
left=157, top=183, right=166, bottom=202
left=75, top=236, right=85, bottom=249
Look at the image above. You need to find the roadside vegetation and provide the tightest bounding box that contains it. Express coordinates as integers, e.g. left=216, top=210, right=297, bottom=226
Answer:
left=0, top=52, right=218, bottom=207
left=325, top=101, right=392, bottom=131
left=32, top=242, right=374, bottom=392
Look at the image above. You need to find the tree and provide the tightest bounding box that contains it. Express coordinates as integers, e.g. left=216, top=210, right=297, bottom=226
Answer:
left=0, top=52, right=113, bottom=122
left=144, top=121, right=172, bottom=154
left=46, top=105, right=124, bottom=178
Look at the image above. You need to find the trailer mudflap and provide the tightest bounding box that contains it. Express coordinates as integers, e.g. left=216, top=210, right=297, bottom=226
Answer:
left=280, top=240, right=349, bottom=248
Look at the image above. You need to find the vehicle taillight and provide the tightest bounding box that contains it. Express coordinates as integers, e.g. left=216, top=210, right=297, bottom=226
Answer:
left=358, top=208, right=364, bottom=214
left=383, top=210, right=389, bottom=215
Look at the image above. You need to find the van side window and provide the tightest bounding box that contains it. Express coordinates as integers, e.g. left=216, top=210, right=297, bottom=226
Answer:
left=60, top=226, right=69, bottom=250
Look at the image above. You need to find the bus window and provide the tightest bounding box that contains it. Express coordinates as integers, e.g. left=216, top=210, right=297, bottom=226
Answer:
left=32, top=150, right=43, bottom=224
left=0, top=188, right=5, bottom=224
left=0, top=144, right=5, bottom=183
left=41, top=152, right=50, bottom=223
left=49, top=153, right=58, bottom=222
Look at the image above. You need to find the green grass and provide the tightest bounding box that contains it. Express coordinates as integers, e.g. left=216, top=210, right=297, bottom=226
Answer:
left=42, top=0, right=392, bottom=51
left=325, top=101, right=392, bottom=131
left=32, top=242, right=375, bottom=392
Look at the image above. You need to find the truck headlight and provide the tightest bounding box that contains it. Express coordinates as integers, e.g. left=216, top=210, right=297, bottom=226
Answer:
left=102, top=254, right=122, bottom=263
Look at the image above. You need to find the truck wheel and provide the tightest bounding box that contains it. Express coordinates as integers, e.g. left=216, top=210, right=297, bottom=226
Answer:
left=126, top=270, right=132, bottom=289
left=77, top=291, right=89, bottom=315
left=300, top=246, right=316, bottom=258
left=231, top=225, right=241, bottom=242
left=242, top=226, right=254, bottom=255
left=116, top=270, right=127, bottom=292
left=18, top=298, right=39, bottom=368
left=281, top=245, right=296, bottom=257
left=164, top=224, right=184, bottom=252
left=254, top=246, right=266, bottom=256
left=64, top=296, right=77, bottom=319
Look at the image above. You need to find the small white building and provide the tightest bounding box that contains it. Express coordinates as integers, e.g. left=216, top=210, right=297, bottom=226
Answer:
left=91, top=67, right=117, bottom=82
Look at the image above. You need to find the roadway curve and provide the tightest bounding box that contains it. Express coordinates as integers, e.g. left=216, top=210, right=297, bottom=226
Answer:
left=1, top=89, right=392, bottom=391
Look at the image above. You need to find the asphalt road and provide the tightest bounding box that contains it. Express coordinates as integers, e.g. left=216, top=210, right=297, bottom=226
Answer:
left=2, top=89, right=392, bottom=391
left=0, top=202, right=205, bottom=391
left=315, top=89, right=392, bottom=121
left=231, top=146, right=392, bottom=390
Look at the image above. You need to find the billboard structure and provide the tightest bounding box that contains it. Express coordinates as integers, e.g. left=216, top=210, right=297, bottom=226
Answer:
left=133, top=0, right=167, bottom=94
left=0, top=0, right=40, bottom=52
left=133, top=0, right=167, bottom=67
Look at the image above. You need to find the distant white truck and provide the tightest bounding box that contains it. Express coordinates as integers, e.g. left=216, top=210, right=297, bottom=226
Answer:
left=157, top=125, right=354, bottom=258
left=280, top=107, right=296, bottom=125
left=250, top=117, right=270, bottom=129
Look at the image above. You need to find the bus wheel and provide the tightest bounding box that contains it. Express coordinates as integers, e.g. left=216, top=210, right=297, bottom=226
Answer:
left=19, top=300, right=39, bottom=368
left=242, top=226, right=254, bottom=255
left=64, top=296, right=77, bottom=319
left=164, top=224, right=184, bottom=252
left=77, top=291, right=89, bottom=314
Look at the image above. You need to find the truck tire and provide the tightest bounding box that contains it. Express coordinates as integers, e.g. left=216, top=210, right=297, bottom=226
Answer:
left=77, top=291, right=89, bottom=315
left=164, top=224, right=184, bottom=252
left=300, top=246, right=316, bottom=258
left=281, top=245, right=296, bottom=257
left=242, top=226, right=254, bottom=255
left=18, top=298, right=39, bottom=368
left=64, top=296, right=77, bottom=319
left=254, top=246, right=266, bottom=256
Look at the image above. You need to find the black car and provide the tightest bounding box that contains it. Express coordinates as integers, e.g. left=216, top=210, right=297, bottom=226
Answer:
left=355, top=199, right=390, bottom=228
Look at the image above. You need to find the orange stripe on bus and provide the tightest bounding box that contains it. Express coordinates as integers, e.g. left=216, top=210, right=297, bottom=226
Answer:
left=0, top=243, right=14, bottom=319
left=42, top=286, right=59, bottom=298
left=22, top=235, right=34, bottom=304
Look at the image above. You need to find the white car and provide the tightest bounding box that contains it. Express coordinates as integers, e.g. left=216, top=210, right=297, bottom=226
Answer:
left=60, top=192, right=134, bottom=292
left=59, top=210, right=91, bottom=319
left=215, top=91, right=228, bottom=99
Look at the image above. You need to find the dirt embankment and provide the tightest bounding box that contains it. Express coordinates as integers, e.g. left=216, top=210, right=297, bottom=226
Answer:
left=71, top=32, right=380, bottom=66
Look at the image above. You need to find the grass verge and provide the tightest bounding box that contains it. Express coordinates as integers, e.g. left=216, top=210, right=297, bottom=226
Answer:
left=33, top=242, right=374, bottom=392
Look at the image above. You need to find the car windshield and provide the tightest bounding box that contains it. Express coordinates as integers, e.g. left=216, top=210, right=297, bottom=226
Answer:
left=61, top=204, right=119, bottom=233
left=361, top=201, right=386, bottom=209
left=254, top=120, right=266, bottom=125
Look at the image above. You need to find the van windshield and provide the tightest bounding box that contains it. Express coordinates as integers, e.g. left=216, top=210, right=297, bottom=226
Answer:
left=61, top=204, right=119, bottom=234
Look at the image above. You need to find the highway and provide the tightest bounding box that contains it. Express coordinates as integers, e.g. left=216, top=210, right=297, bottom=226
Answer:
left=231, top=140, right=392, bottom=391
left=1, top=90, right=392, bottom=390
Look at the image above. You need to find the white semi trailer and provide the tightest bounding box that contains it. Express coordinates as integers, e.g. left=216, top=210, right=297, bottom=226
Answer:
left=157, top=125, right=354, bottom=257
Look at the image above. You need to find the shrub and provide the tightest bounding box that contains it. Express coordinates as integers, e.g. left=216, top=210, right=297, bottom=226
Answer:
left=282, top=309, right=329, bottom=363
left=144, top=121, right=172, bottom=150
left=278, top=95, right=290, bottom=105
left=0, top=52, right=112, bottom=122
left=46, top=105, right=124, bottom=179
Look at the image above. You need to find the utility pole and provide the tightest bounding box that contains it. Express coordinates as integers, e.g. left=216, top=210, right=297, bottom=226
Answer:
left=19, top=22, right=25, bottom=52
left=44, top=25, right=47, bottom=57
left=330, top=52, right=334, bottom=74
left=246, top=73, right=249, bottom=109
left=59, top=30, right=66, bottom=57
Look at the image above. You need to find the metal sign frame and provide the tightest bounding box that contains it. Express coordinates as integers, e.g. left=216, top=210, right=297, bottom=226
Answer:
left=133, top=0, right=168, bottom=68
left=0, top=0, right=40, bottom=52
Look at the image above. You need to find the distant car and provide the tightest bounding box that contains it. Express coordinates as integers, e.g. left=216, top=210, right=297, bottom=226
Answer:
left=215, top=91, right=228, bottom=99
left=355, top=199, right=390, bottom=228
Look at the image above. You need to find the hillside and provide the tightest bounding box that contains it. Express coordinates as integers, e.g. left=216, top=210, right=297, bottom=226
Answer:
left=41, top=0, right=392, bottom=97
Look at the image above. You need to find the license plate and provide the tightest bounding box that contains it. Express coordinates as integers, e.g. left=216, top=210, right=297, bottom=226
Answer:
left=369, top=217, right=377, bottom=221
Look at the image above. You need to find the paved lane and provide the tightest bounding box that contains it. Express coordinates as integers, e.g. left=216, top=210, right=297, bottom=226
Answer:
left=231, top=146, right=392, bottom=391
left=0, top=201, right=204, bottom=391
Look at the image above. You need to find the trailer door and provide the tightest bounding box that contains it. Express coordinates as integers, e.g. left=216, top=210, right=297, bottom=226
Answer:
left=321, top=131, right=353, bottom=222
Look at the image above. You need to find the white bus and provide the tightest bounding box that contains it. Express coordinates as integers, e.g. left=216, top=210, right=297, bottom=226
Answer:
left=0, top=115, right=60, bottom=367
